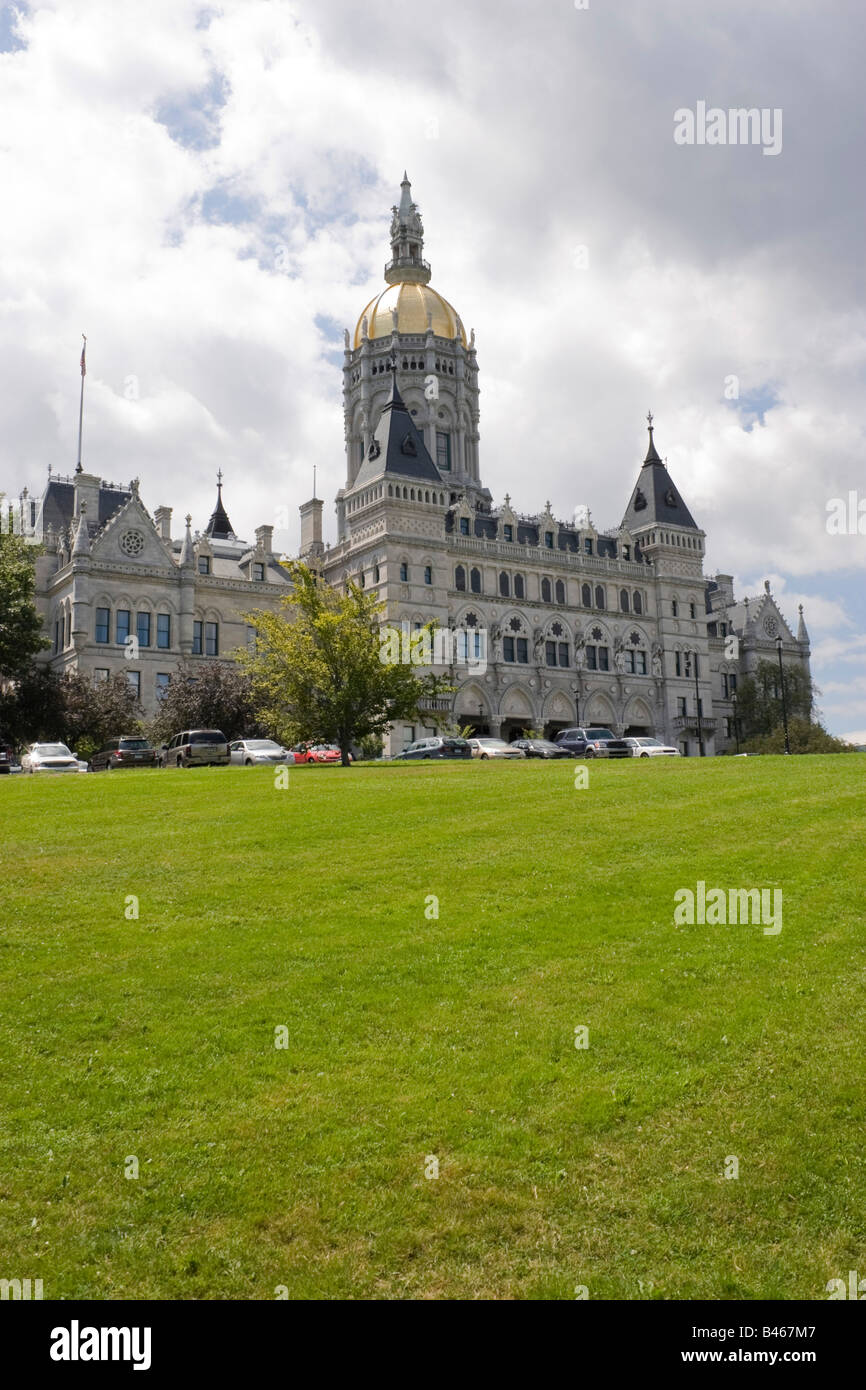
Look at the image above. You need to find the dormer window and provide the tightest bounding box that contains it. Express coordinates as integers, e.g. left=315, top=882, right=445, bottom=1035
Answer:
left=459, top=517, right=469, bottom=536
left=198, top=556, right=211, bottom=575
left=545, top=531, right=554, bottom=548
left=503, top=524, right=513, bottom=542
left=252, top=562, right=264, bottom=582
left=584, top=538, right=593, bottom=555
left=623, top=544, right=631, bottom=560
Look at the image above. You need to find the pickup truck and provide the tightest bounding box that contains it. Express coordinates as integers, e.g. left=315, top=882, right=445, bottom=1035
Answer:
left=553, top=727, right=617, bottom=758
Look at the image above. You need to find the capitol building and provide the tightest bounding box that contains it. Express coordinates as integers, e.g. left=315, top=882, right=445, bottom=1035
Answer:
left=14, top=175, right=811, bottom=754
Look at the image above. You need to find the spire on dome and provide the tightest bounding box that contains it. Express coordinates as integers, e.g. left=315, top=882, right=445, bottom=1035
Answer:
left=205, top=470, right=236, bottom=540
left=621, top=415, right=699, bottom=533
left=385, top=173, right=430, bottom=286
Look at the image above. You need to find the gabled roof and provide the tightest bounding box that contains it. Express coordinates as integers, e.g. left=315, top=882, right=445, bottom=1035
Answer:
left=352, top=374, right=443, bottom=489
left=621, top=419, right=699, bottom=532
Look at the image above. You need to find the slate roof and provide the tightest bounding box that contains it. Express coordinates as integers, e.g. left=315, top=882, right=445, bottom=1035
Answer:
left=39, top=479, right=130, bottom=536
left=621, top=422, right=698, bottom=532
left=352, top=374, right=444, bottom=488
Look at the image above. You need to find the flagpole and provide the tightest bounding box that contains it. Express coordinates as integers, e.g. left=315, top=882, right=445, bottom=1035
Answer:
left=76, top=334, right=86, bottom=475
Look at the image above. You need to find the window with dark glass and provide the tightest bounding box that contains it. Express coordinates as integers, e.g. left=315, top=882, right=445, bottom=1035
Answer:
left=690, top=602, right=696, bottom=619
left=584, top=538, right=593, bottom=554
left=671, top=599, right=678, bottom=617
left=581, top=583, right=591, bottom=607
left=555, top=579, right=565, bottom=605
left=558, top=642, right=569, bottom=667
left=504, top=636, right=515, bottom=662
left=126, top=671, right=140, bottom=696
left=470, top=567, right=481, bottom=593
left=545, top=531, right=554, bottom=548
left=620, top=589, right=630, bottom=612
left=116, top=609, right=131, bottom=644
left=499, top=572, right=510, bottom=597
left=205, top=621, right=219, bottom=657
left=635, top=651, right=646, bottom=675
left=400, top=562, right=409, bottom=581
left=503, top=524, right=513, bottom=541
left=514, top=574, right=524, bottom=599
left=436, top=432, right=451, bottom=471
left=253, top=562, right=265, bottom=581
left=95, top=607, right=110, bottom=644
left=192, top=620, right=203, bottom=655
left=459, top=517, right=469, bottom=536
left=455, top=565, right=466, bottom=591
left=198, top=556, right=210, bottom=575
left=595, top=585, right=605, bottom=609
left=633, top=592, right=643, bottom=615
left=424, top=566, right=432, bottom=585
left=675, top=650, right=682, bottom=676
left=677, top=696, right=687, bottom=716
left=136, top=611, right=151, bottom=648
left=516, top=638, right=528, bottom=663
left=546, top=640, right=557, bottom=666
left=598, top=646, right=610, bottom=671
left=541, top=577, right=551, bottom=603
left=157, top=613, right=170, bottom=649
left=623, top=544, right=630, bottom=560
left=586, top=645, right=597, bottom=670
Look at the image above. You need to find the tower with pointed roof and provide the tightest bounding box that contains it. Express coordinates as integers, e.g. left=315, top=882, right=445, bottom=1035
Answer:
left=339, top=174, right=482, bottom=538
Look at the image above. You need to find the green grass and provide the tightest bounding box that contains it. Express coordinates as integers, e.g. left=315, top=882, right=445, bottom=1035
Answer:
left=1, top=755, right=864, bottom=1300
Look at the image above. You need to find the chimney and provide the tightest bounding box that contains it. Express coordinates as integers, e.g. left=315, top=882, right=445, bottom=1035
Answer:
left=299, top=497, right=324, bottom=558
left=154, top=506, right=172, bottom=542
left=255, top=524, right=274, bottom=554
left=73, top=472, right=101, bottom=522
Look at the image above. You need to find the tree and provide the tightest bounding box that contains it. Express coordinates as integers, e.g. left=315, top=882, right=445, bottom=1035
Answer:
left=0, top=528, right=49, bottom=683
left=735, top=660, right=814, bottom=739
left=0, top=666, right=65, bottom=745
left=149, top=660, right=262, bottom=745
left=239, top=562, right=453, bottom=766
left=0, top=667, right=141, bottom=757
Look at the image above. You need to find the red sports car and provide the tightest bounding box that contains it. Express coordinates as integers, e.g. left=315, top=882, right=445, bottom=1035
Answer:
left=291, top=743, right=347, bottom=764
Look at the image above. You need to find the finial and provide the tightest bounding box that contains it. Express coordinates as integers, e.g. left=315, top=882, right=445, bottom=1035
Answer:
left=798, top=603, right=803, bottom=613
left=647, top=410, right=654, bottom=429
left=217, top=469, right=223, bottom=489
left=185, top=513, right=192, bottom=526
left=764, top=578, right=771, bottom=594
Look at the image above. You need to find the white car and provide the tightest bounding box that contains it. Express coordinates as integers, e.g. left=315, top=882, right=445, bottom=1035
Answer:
left=229, top=738, right=292, bottom=766
left=624, top=737, right=681, bottom=758
left=22, top=742, right=82, bottom=773
left=467, top=737, right=525, bottom=760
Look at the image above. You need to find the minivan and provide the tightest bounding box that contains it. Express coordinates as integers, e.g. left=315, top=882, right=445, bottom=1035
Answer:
left=161, top=729, right=230, bottom=768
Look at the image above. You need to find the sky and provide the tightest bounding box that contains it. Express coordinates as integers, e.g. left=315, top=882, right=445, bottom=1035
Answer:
left=1, top=0, right=865, bottom=739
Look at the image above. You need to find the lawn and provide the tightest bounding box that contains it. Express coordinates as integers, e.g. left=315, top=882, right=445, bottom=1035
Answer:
left=1, top=755, right=864, bottom=1300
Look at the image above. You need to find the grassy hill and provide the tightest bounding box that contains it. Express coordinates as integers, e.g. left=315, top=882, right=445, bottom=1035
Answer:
left=1, top=755, right=864, bottom=1299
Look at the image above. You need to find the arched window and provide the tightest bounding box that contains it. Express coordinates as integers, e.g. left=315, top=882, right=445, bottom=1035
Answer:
left=595, top=585, right=605, bottom=609
left=633, top=591, right=643, bottom=615
left=581, top=583, right=591, bottom=608
left=470, top=567, right=481, bottom=594
left=400, top=561, right=409, bottom=582
left=555, top=579, right=565, bottom=605
left=499, top=571, right=510, bottom=598
left=455, top=566, right=466, bottom=592
left=514, top=574, right=525, bottom=599
left=541, top=577, right=552, bottom=603
left=671, top=599, right=678, bottom=617
left=620, top=589, right=630, bottom=613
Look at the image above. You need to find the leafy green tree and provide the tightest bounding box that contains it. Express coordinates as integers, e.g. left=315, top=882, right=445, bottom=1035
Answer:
left=149, top=660, right=262, bottom=745
left=239, top=562, right=453, bottom=766
left=0, top=667, right=141, bottom=756
left=0, top=528, right=49, bottom=682
left=0, top=666, right=64, bottom=745
left=735, top=660, right=813, bottom=739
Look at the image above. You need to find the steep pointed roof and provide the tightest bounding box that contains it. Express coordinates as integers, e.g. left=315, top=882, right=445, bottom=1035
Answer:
left=621, top=415, right=699, bottom=532
left=352, top=373, right=444, bottom=489
left=204, top=472, right=235, bottom=539
left=797, top=604, right=810, bottom=644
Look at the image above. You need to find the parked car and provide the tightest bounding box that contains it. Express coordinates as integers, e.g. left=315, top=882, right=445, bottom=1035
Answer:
left=467, top=737, right=525, bottom=760
left=290, top=743, right=348, bottom=764
left=398, top=736, right=472, bottom=760
left=554, top=727, right=617, bottom=758
left=0, top=740, right=15, bottom=774
left=91, top=736, right=158, bottom=771
left=229, top=738, right=292, bottom=766
left=511, top=738, right=573, bottom=759
left=160, top=729, right=230, bottom=768
left=21, top=742, right=81, bottom=774
left=607, top=736, right=681, bottom=759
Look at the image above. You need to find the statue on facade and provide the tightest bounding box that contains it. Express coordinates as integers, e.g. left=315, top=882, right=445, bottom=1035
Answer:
left=651, top=644, right=664, bottom=678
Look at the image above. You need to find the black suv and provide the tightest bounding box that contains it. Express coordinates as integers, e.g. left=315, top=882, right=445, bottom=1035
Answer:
left=91, top=736, right=158, bottom=771
left=554, top=727, right=617, bottom=758
left=396, top=736, right=471, bottom=760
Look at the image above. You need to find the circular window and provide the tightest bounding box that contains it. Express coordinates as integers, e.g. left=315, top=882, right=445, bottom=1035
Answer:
left=763, top=616, right=778, bottom=638
left=120, top=530, right=145, bottom=557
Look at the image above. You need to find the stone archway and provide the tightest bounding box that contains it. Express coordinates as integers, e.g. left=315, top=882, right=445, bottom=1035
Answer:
left=623, top=695, right=655, bottom=737
left=454, top=680, right=489, bottom=735
left=584, top=691, right=618, bottom=731
left=498, top=683, right=536, bottom=741
left=543, top=688, right=575, bottom=741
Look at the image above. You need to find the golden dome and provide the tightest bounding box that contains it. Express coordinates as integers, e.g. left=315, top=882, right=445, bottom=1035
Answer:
left=354, top=282, right=466, bottom=350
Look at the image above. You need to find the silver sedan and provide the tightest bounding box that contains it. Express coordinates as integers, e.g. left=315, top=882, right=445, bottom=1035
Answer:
left=229, top=738, right=292, bottom=766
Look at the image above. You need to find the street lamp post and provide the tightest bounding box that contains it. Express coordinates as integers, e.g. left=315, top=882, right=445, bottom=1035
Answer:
left=686, top=649, right=705, bottom=757
left=775, top=635, right=791, bottom=754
